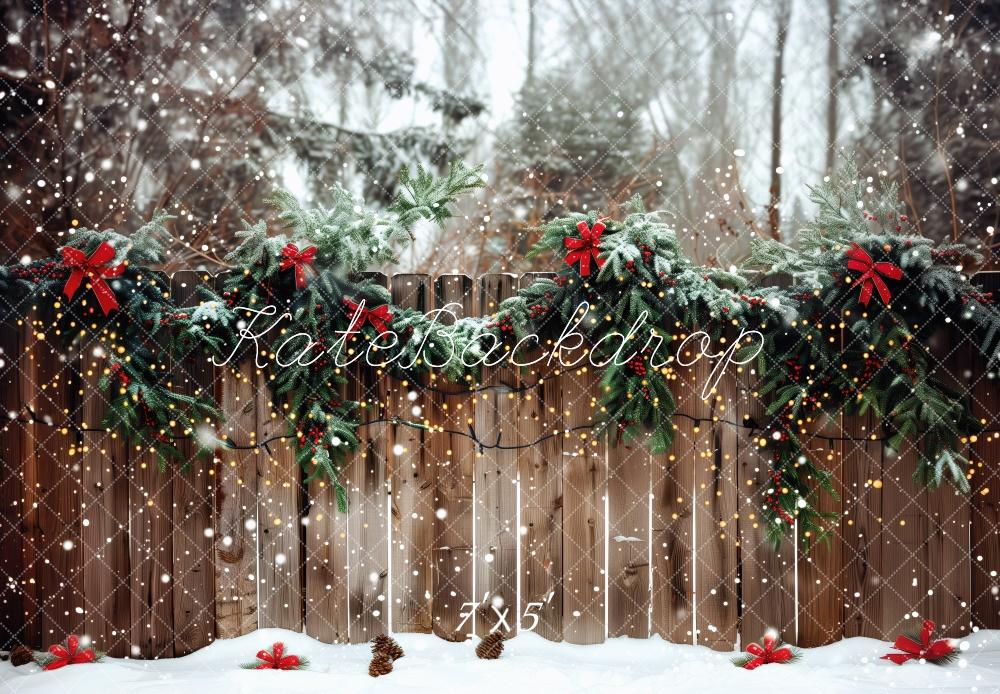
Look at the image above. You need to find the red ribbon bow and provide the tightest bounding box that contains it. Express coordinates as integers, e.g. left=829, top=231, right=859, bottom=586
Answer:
left=254, top=642, right=301, bottom=670
left=564, top=220, right=607, bottom=277
left=881, top=620, right=955, bottom=665
left=343, top=298, right=393, bottom=337
left=61, top=242, right=125, bottom=315
left=44, top=634, right=96, bottom=670
left=740, top=634, right=795, bottom=670
left=846, top=242, right=903, bottom=307
left=279, top=243, right=318, bottom=289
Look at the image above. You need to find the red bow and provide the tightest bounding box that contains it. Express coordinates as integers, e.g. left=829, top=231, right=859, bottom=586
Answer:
left=564, top=220, right=607, bottom=277
left=881, top=620, right=955, bottom=665
left=44, top=634, right=96, bottom=670
left=61, top=242, right=125, bottom=315
left=343, top=298, right=393, bottom=337
left=279, top=243, right=317, bottom=289
left=740, top=634, right=795, bottom=670
left=253, top=642, right=302, bottom=670
left=846, top=242, right=903, bottom=307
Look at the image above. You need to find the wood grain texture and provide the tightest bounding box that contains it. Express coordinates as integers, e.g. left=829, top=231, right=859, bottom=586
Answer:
left=346, top=272, right=389, bottom=643
left=735, top=360, right=796, bottom=646
left=388, top=274, right=434, bottom=633
left=215, top=354, right=260, bottom=639
left=971, top=272, right=1000, bottom=629
left=304, top=475, right=349, bottom=643
left=79, top=342, right=132, bottom=658
left=0, top=320, right=25, bottom=650
left=430, top=275, right=475, bottom=641
left=516, top=274, right=563, bottom=641
left=31, top=328, right=86, bottom=645
left=841, top=411, right=884, bottom=639
left=562, top=362, right=606, bottom=644
left=652, top=364, right=695, bottom=644
left=696, top=354, right=739, bottom=649
left=475, top=274, right=519, bottom=637
left=256, top=396, right=303, bottom=632
left=169, top=271, right=216, bottom=654
left=607, top=433, right=650, bottom=639
left=796, top=414, right=844, bottom=646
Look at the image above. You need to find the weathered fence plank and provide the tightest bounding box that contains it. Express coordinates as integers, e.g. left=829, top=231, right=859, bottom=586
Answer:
left=0, top=320, right=25, bottom=650
left=475, top=274, right=519, bottom=637
left=652, top=352, right=695, bottom=643
left=215, top=355, right=260, bottom=638
left=304, top=475, right=350, bottom=643
left=697, top=355, right=740, bottom=650
left=33, top=327, right=86, bottom=645
left=607, top=434, right=650, bottom=639
left=169, top=271, right=216, bottom=654
left=389, top=274, right=434, bottom=633
left=516, top=273, right=563, bottom=641
left=346, top=272, right=390, bottom=643
left=972, top=273, right=1000, bottom=629
left=562, top=361, right=606, bottom=644
left=736, top=357, right=796, bottom=647
left=79, top=347, right=131, bottom=658
left=430, top=275, right=475, bottom=640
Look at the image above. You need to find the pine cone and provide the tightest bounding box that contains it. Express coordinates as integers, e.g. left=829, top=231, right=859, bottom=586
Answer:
left=475, top=632, right=504, bottom=660
left=10, top=645, right=34, bottom=667
left=371, top=633, right=404, bottom=661
left=369, top=653, right=394, bottom=677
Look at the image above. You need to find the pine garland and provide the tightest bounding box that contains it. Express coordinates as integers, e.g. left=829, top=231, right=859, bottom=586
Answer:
left=1, top=159, right=996, bottom=552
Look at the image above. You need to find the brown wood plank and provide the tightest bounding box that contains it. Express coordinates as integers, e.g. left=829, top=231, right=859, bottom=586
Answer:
left=924, top=328, right=971, bottom=637
left=346, top=272, right=389, bottom=643
left=971, top=272, right=1000, bottom=629
left=696, top=352, right=739, bottom=649
left=215, top=325, right=260, bottom=639
left=475, top=274, right=519, bottom=637
left=430, top=275, right=475, bottom=641
left=516, top=273, right=563, bottom=642
left=17, top=319, right=40, bottom=647
left=129, top=294, right=176, bottom=658
left=388, top=274, right=434, bottom=633
left=841, top=411, right=884, bottom=639
left=562, top=360, right=606, bottom=644
left=30, top=320, right=86, bottom=647
left=169, top=271, right=216, bottom=654
left=607, top=433, right=650, bottom=639
left=256, top=389, right=303, bottom=631
left=0, top=319, right=25, bottom=650
left=170, top=270, right=215, bottom=656
left=796, top=413, right=844, bottom=646
left=652, top=354, right=695, bottom=644
left=304, top=475, right=349, bottom=643
left=79, top=337, right=131, bottom=658
left=735, top=353, right=796, bottom=646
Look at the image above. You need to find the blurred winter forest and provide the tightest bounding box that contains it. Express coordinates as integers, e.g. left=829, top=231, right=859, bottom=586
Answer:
left=1, top=0, right=997, bottom=273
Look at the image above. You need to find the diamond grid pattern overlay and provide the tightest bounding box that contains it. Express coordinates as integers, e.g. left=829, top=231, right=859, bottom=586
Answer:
left=0, top=0, right=998, bottom=684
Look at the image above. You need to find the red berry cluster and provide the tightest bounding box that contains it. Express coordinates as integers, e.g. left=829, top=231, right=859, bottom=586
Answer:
left=639, top=244, right=654, bottom=263
left=109, top=362, right=130, bottom=387
left=963, top=291, right=994, bottom=305
left=626, top=352, right=647, bottom=377
left=738, top=294, right=770, bottom=307
left=763, top=467, right=795, bottom=525
left=9, top=260, right=65, bottom=283
left=487, top=315, right=515, bottom=334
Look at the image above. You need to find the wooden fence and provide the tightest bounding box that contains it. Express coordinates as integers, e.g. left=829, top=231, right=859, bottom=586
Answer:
left=0, top=271, right=998, bottom=658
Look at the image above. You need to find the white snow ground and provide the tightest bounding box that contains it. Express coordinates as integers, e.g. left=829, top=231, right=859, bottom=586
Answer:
left=3, top=628, right=1000, bottom=694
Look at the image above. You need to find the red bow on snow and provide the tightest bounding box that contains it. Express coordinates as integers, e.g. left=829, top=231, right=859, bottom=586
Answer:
left=343, top=298, right=393, bottom=337
left=564, top=220, right=607, bottom=277
left=61, top=242, right=125, bottom=315
left=846, top=242, right=903, bottom=307
left=881, top=620, right=956, bottom=665
left=279, top=243, right=318, bottom=289
left=44, top=634, right=97, bottom=671
left=253, top=642, right=302, bottom=670
left=739, top=634, right=796, bottom=670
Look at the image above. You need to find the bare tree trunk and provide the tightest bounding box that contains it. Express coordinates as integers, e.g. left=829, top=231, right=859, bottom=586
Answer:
left=825, top=0, right=838, bottom=174
left=526, top=0, right=537, bottom=88
left=767, top=0, right=792, bottom=240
